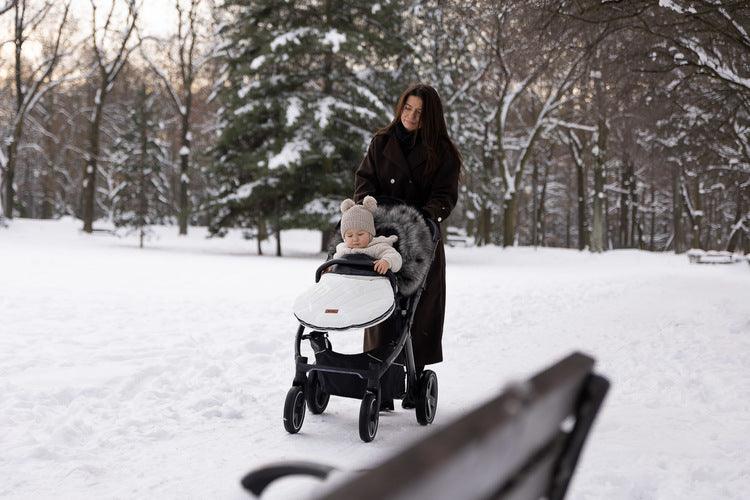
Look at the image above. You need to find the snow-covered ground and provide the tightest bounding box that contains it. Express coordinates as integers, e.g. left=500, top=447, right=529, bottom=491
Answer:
left=1, top=218, right=749, bottom=499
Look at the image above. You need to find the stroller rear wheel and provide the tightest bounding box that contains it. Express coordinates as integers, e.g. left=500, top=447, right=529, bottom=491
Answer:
left=305, top=372, right=330, bottom=414
left=415, top=370, right=438, bottom=425
left=283, top=386, right=306, bottom=433
left=358, top=390, right=380, bottom=442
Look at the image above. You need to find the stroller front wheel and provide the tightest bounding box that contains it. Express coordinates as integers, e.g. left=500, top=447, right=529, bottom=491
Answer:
left=415, top=370, right=438, bottom=425
left=283, top=386, right=306, bottom=434
left=305, top=372, right=330, bottom=414
left=358, top=390, right=380, bottom=442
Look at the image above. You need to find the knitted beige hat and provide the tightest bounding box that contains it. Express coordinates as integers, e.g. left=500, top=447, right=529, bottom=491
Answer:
left=340, top=196, right=377, bottom=237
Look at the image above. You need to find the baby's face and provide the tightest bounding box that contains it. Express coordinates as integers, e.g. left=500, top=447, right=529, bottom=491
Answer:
left=344, top=230, right=372, bottom=249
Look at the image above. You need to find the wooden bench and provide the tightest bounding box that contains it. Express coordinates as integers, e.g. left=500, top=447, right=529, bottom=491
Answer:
left=242, top=351, right=609, bottom=500
left=687, top=249, right=739, bottom=264
left=445, top=226, right=473, bottom=247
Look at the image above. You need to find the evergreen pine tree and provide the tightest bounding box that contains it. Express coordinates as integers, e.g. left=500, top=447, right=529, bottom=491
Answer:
left=209, top=0, right=405, bottom=253
left=108, top=84, right=171, bottom=246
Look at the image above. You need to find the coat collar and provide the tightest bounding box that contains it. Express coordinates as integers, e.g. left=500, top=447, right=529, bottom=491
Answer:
left=383, top=133, right=426, bottom=171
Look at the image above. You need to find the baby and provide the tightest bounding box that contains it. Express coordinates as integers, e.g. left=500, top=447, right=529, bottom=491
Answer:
left=333, top=196, right=402, bottom=274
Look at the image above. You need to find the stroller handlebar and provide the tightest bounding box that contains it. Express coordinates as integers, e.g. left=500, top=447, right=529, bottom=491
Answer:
left=315, top=258, right=398, bottom=293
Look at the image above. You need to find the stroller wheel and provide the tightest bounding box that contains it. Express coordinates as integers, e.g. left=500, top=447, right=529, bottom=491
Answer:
left=305, top=372, right=330, bottom=414
left=283, top=386, right=306, bottom=434
left=358, top=391, right=380, bottom=442
left=415, top=370, right=438, bottom=426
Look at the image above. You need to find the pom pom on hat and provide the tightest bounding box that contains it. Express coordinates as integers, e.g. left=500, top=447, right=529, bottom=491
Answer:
left=362, top=195, right=377, bottom=212
left=340, top=198, right=355, bottom=213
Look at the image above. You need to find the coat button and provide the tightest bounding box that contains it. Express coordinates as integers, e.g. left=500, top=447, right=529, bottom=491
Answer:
left=390, top=178, right=395, bottom=184
left=437, top=217, right=442, bottom=222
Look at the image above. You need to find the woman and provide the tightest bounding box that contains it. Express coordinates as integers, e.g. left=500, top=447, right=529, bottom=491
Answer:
left=354, top=83, right=462, bottom=408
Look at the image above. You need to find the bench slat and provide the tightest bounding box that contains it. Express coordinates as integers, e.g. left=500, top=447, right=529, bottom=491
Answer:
left=317, top=352, right=597, bottom=500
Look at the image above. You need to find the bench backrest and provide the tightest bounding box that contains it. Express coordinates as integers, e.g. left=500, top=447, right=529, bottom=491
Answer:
left=317, top=352, right=609, bottom=500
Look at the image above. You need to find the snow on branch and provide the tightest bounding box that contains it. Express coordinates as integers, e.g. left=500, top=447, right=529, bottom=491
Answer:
left=718, top=7, right=750, bottom=48
left=446, top=60, right=491, bottom=108
left=658, top=0, right=696, bottom=15
left=545, top=118, right=597, bottom=133
left=677, top=35, right=750, bottom=92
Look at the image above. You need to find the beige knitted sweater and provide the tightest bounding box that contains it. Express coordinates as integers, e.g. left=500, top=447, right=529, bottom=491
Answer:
left=332, top=235, right=403, bottom=272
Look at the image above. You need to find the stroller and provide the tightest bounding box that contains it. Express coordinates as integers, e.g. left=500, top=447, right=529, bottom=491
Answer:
left=284, top=199, right=440, bottom=442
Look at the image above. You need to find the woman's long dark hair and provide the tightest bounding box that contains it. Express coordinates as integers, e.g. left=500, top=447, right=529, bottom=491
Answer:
left=377, top=83, right=463, bottom=179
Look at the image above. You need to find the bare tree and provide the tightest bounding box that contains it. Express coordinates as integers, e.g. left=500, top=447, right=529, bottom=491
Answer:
left=140, top=0, right=212, bottom=235
left=0, top=0, right=70, bottom=220
left=81, top=0, right=139, bottom=233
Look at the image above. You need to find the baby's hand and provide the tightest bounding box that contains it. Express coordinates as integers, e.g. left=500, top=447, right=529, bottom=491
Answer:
left=373, top=259, right=390, bottom=274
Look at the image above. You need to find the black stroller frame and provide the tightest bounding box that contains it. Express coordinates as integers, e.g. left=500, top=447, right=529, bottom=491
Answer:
left=283, top=209, right=440, bottom=442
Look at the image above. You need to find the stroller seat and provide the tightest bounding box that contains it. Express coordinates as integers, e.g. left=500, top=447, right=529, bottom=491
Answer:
left=293, top=269, right=396, bottom=331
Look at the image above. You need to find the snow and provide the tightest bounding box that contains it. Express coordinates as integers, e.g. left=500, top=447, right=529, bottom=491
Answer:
left=221, top=179, right=266, bottom=203
left=658, top=0, right=697, bottom=14
left=315, top=97, right=335, bottom=128
left=680, top=37, right=750, bottom=91
left=233, top=102, right=257, bottom=116
left=250, top=55, right=266, bottom=70
left=179, top=146, right=190, bottom=156
left=286, top=97, right=303, bottom=127
left=321, top=29, right=346, bottom=53
left=270, top=28, right=310, bottom=52
left=268, top=139, right=309, bottom=169
left=2, top=218, right=749, bottom=499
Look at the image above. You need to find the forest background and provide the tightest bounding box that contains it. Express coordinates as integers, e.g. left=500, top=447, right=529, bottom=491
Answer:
left=1, top=0, right=748, bottom=255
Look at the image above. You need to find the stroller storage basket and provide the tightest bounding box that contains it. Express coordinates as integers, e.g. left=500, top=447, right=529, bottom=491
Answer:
left=314, top=348, right=406, bottom=401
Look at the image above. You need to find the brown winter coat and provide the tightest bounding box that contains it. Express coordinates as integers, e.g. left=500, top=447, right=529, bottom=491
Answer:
left=354, top=131, right=460, bottom=366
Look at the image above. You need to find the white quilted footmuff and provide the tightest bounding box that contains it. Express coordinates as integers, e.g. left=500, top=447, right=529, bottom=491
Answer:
left=293, top=272, right=395, bottom=331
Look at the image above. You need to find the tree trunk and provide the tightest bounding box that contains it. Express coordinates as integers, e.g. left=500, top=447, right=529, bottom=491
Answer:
left=672, top=166, right=686, bottom=254
left=502, top=193, right=517, bottom=247
left=320, top=226, right=334, bottom=253
left=604, top=190, right=611, bottom=250
left=531, top=161, right=539, bottom=246
left=591, top=52, right=607, bottom=251
left=178, top=143, right=189, bottom=235
left=3, top=139, right=18, bottom=218
left=476, top=203, right=491, bottom=246
left=649, top=185, right=656, bottom=252
left=537, top=163, right=548, bottom=246
left=565, top=179, right=572, bottom=248
left=576, top=157, right=588, bottom=250
left=619, top=160, right=630, bottom=248
left=629, top=164, right=641, bottom=249
left=178, top=89, right=192, bottom=235
left=275, top=200, right=282, bottom=257
left=256, top=215, right=266, bottom=255
left=690, top=178, right=703, bottom=249
left=82, top=103, right=103, bottom=233
left=726, top=181, right=744, bottom=252
left=138, top=86, right=148, bottom=249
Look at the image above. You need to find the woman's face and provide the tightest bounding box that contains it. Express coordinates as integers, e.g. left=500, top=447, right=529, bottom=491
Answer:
left=401, top=95, right=423, bottom=132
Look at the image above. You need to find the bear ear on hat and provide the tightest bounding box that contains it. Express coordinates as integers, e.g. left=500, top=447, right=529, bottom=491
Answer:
left=362, top=195, right=377, bottom=212
left=340, top=198, right=355, bottom=213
